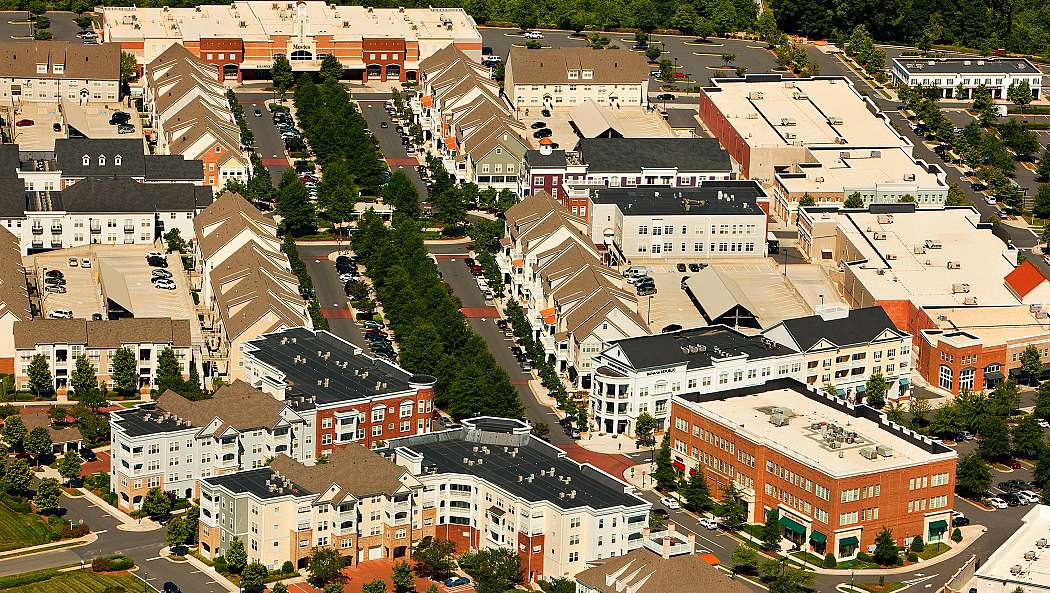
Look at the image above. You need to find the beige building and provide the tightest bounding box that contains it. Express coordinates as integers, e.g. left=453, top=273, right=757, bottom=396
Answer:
left=504, top=47, right=649, bottom=111
left=0, top=226, right=29, bottom=375
left=0, top=41, right=119, bottom=105
left=13, top=317, right=193, bottom=395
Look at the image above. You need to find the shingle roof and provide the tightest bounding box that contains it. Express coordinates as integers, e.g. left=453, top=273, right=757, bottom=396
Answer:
left=507, top=47, right=648, bottom=85
left=13, top=318, right=192, bottom=349
left=609, top=324, right=796, bottom=371
left=194, top=192, right=279, bottom=261
left=156, top=380, right=292, bottom=435
left=0, top=145, right=20, bottom=178
left=143, top=155, right=204, bottom=182
left=524, top=149, right=567, bottom=169
left=576, top=137, right=731, bottom=173
left=59, top=178, right=211, bottom=213
left=775, top=306, right=905, bottom=352
left=0, top=226, right=29, bottom=322
left=209, top=242, right=307, bottom=340
left=575, top=547, right=750, bottom=593
left=0, top=179, right=26, bottom=217
left=55, top=138, right=147, bottom=178
left=271, top=444, right=410, bottom=501
left=0, top=41, right=119, bottom=80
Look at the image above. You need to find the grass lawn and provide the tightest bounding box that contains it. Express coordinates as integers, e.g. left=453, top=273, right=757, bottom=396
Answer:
left=790, top=551, right=826, bottom=566
left=0, top=501, right=51, bottom=552
left=0, top=569, right=157, bottom=593
left=917, top=542, right=950, bottom=560
left=855, top=582, right=906, bottom=593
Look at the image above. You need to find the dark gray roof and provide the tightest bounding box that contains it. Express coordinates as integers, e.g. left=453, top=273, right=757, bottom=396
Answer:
left=664, top=109, right=704, bottom=135
left=776, top=307, right=903, bottom=352
left=59, top=178, right=212, bottom=213
left=609, top=324, right=795, bottom=371
left=204, top=468, right=310, bottom=500
left=112, top=403, right=191, bottom=438
left=524, top=149, right=567, bottom=169
left=0, top=145, right=19, bottom=178
left=576, top=137, right=730, bottom=173
left=590, top=181, right=766, bottom=216
left=144, top=155, right=204, bottom=182
left=55, top=138, right=147, bottom=178
left=244, top=328, right=424, bottom=408
left=388, top=427, right=648, bottom=511
left=893, top=57, right=1040, bottom=75
left=0, top=179, right=27, bottom=217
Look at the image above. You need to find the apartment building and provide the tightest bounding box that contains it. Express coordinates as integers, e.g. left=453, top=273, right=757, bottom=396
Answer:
left=144, top=44, right=251, bottom=188
left=669, top=379, right=957, bottom=560
left=241, top=327, right=437, bottom=454
left=109, top=380, right=313, bottom=512
left=192, top=192, right=309, bottom=380
left=383, top=417, right=651, bottom=582
left=100, top=2, right=482, bottom=83
left=13, top=317, right=192, bottom=395
left=891, top=57, right=1042, bottom=99
left=198, top=444, right=424, bottom=570
left=762, top=305, right=912, bottom=402
left=504, top=48, right=649, bottom=110
left=587, top=181, right=770, bottom=265
left=589, top=326, right=804, bottom=435
left=0, top=226, right=29, bottom=374
left=520, top=137, right=734, bottom=216
left=0, top=41, right=119, bottom=105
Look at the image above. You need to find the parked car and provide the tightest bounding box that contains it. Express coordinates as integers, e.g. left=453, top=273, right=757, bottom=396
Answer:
left=253, top=108, right=262, bottom=117
left=530, top=121, right=547, bottom=129
left=637, top=286, right=658, bottom=296
left=523, top=31, right=543, bottom=39
left=153, top=278, right=176, bottom=290
left=48, top=309, right=74, bottom=319
left=109, top=112, right=131, bottom=125
left=689, top=263, right=703, bottom=272
left=152, top=269, right=173, bottom=279
left=541, top=109, right=551, bottom=117
left=45, top=270, right=63, bottom=278
left=650, top=70, right=662, bottom=77
left=1018, top=490, right=1041, bottom=504
left=1004, top=458, right=1023, bottom=469
left=1001, top=492, right=1023, bottom=506
left=659, top=496, right=681, bottom=510
left=362, top=320, right=385, bottom=330
left=629, top=275, right=653, bottom=286
left=45, top=285, right=67, bottom=294
left=999, top=479, right=1028, bottom=492
left=163, top=582, right=182, bottom=593
left=951, top=515, right=970, bottom=526
left=68, top=256, right=79, bottom=267
left=81, top=258, right=91, bottom=268
left=52, top=122, right=62, bottom=132
left=79, top=447, right=97, bottom=462
left=117, top=124, right=135, bottom=134
left=147, top=256, right=167, bottom=268
left=443, top=577, right=470, bottom=588
left=623, top=266, right=651, bottom=279
left=44, top=277, right=66, bottom=286
left=656, top=93, right=675, bottom=100
left=698, top=517, right=719, bottom=530
left=1039, top=419, right=1050, bottom=428
left=987, top=497, right=1008, bottom=509
left=673, top=72, right=688, bottom=78
left=463, top=257, right=475, bottom=267
left=532, top=128, right=553, bottom=138
left=676, top=263, right=687, bottom=272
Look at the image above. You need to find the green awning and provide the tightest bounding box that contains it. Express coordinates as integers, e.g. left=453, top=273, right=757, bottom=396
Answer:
left=779, top=515, right=806, bottom=535
left=855, top=384, right=866, bottom=393
left=899, top=378, right=910, bottom=386
left=839, top=536, right=859, bottom=548
left=809, top=531, right=827, bottom=545
left=929, top=520, right=948, bottom=533
left=835, top=388, right=846, bottom=396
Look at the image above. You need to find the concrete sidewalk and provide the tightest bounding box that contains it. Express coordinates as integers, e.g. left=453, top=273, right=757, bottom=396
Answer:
left=74, top=488, right=161, bottom=532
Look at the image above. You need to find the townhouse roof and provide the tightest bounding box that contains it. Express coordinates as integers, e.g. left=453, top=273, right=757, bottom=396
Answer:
left=386, top=418, right=648, bottom=511
left=143, top=155, right=205, bottom=182
left=194, top=192, right=279, bottom=261
left=20, top=411, right=82, bottom=445
left=460, top=119, right=528, bottom=162
left=271, top=445, right=410, bottom=502
left=0, top=226, right=29, bottom=322
left=419, top=43, right=470, bottom=75
left=242, top=328, right=423, bottom=407
left=13, top=317, right=192, bottom=349
left=536, top=243, right=604, bottom=287
left=575, top=547, right=750, bottom=593
left=505, top=190, right=568, bottom=235
left=55, top=138, right=147, bottom=178
left=0, top=41, right=119, bottom=80
left=606, top=324, right=796, bottom=371
left=770, top=306, right=906, bottom=352
left=1005, top=257, right=1050, bottom=300
left=893, top=56, right=1040, bottom=75
left=562, top=288, right=649, bottom=340
left=0, top=145, right=19, bottom=177
left=547, top=264, right=623, bottom=304
left=0, top=179, right=26, bottom=217
left=56, top=178, right=211, bottom=213
left=524, top=148, right=568, bottom=169
left=575, top=137, right=732, bottom=173
left=589, top=181, right=767, bottom=217
left=209, top=242, right=307, bottom=340
left=507, top=47, right=648, bottom=85
left=154, top=380, right=292, bottom=436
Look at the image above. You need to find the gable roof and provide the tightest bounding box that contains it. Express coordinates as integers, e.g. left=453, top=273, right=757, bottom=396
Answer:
left=1005, top=258, right=1050, bottom=300
left=576, top=137, right=732, bottom=173
left=575, top=547, right=751, bottom=593
left=209, top=242, right=307, bottom=340
left=156, top=380, right=293, bottom=435
left=0, top=41, right=119, bottom=80
left=507, top=47, right=648, bottom=85
left=0, top=226, right=29, bottom=322
left=772, top=306, right=905, bottom=352
left=270, top=445, right=410, bottom=502
left=58, top=178, right=212, bottom=213
left=13, top=317, right=192, bottom=349
left=194, top=192, right=279, bottom=261
left=55, top=138, right=147, bottom=178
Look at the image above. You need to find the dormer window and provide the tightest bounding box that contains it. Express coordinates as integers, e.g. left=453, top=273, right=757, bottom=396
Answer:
left=582, top=70, right=594, bottom=80
left=82, top=155, right=89, bottom=166
left=98, top=155, right=106, bottom=166
left=114, top=155, right=122, bottom=166
left=567, top=69, right=579, bottom=79
left=36, top=63, right=47, bottom=74
left=495, top=147, right=502, bottom=155
left=53, top=64, right=64, bottom=74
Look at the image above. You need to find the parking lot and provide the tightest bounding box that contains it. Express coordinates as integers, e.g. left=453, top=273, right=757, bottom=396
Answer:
left=235, top=92, right=290, bottom=185
left=710, top=260, right=812, bottom=326
left=0, top=11, right=89, bottom=42
left=356, top=95, right=429, bottom=198
left=33, top=252, right=104, bottom=320
left=637, top=265, right=708, bottom=331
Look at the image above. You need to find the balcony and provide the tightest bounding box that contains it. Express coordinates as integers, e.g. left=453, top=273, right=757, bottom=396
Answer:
left=124, top=225, right=135, bottom=233
left=31, top=226, right=43, bottom=235
left=50, top=224, right=61, bottom=234
left=297, top=522, right=310, bottom=531
left=90, top=226, right=101, bottom=234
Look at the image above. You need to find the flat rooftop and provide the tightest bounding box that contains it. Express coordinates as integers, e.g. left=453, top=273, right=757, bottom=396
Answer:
left=975, top=505, right=1050, bottom=591
left=590, top=181, right=767, bottom=217
left=820, top=207, right=1020, bottom=306
left=100, top=2, right=480, bottom=44
left=205, top=467, right=307, bottom=500
left=602, top=324, right=797, bottom=372
left=677, top=381, right=956, bottom=477
left=702, top=75, right=906, bottom=149
left=778, top=147, right=946, bottom=194
left=924, top=305, right=1050, bottom=347
left=893, top=56, right=1041, bottom=76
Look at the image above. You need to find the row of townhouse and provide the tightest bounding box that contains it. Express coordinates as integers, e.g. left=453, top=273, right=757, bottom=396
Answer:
left=413, top=45, right=528, bottom=190
left=0, top=139, right=210, bottom=254
left=497, top=192, right=651, bottom=390
left=110, top=325, right=437, bottom=512
left=192, top=192, right=311, bottom=381
left=198, top=416, right=651, bottom=583
left=143, top=44, right=252, bottom=190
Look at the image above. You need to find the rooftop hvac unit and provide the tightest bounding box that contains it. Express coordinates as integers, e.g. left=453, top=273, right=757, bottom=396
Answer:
left=964, top=60, right=971, bottom=66
left=877, top=214, right=894, bottom=224
left=770, top=406, right=793, bottom=416
left=859, top=447, right=878, bottom=460
left=876, top=445, right=894, bottom=457
left=840, top=151, right=852, bottom=159
left=964, top=296, right=979, bottom=305
left=924, top=239, right=943, bottom=249
left=1037, top=538, right=1047, bottom=548
left=903, top=173, right=916, bottom=181
left=793, top=90, right=808, bottom=100
left=780, top=117, right=796, bottom=126
left=769, top=413, right=789, bottom=427
left=952, top=283, right=971, bottom=294
left=747, top=112, right=759, bottom=119
left=814, top=176, right=825, bottom=183
left=1025, top=551, right=1037, bottom=561
left=748, top=91, right=764, bottom=100
left=870, top=150, right=882, bottom=158
left=828, top=116, right=843, bottom=125
left=873, top=232, right=887, bottom=240
left=886, top=253, right=897, bottom=260
left=1010, top=565, right=1023, bottom=575
left=784, top=132, right=796, bottom=139
left=914, top=246, right=926, bottom=254
left=947, top=261, right=961, bottom=269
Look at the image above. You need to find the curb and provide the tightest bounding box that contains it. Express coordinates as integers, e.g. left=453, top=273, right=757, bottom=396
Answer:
left=0, top=532, right=97, bottom=561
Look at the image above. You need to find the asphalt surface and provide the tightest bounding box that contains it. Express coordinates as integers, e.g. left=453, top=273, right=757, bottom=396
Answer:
left=235, top=90, right=291, bottom=185
left=355, top=97, right=429, bottom=198
left=0, top=492, right=226, bottom=593
left=295, top=242, right=369, bottom=350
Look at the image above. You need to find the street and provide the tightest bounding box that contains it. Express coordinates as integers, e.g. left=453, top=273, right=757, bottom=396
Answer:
left=354, top=97, right=429, bottom=198
left=235, top=90, right=291, bottom=185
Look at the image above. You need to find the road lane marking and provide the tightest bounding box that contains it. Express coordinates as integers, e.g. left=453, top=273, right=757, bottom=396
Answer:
left=93, top=530, right=108, bottom=534
left=145, top=556, right=162, bottom=561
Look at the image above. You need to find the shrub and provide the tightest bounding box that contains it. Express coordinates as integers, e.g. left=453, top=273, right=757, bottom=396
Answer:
left=0, top=569, right=59, bottom=589
left=951, top=527, right=963, bottom=543
left=822, top=553, right=837, bottom=568
left=282, top=561, right=295, bottom=574
left=856, top=552, right=872, bottom=563
left=214, top=555, right=228, bottom=574
left=109, top=554, right=134, bottom=570
left=92, top=557, right=113, bottom=572
left=63, top=523, right=90, bottom=538
left=908, top=552, right=919, bottom=562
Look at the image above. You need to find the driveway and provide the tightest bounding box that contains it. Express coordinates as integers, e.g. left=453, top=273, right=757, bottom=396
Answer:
left=235, top=91, right=290, bottom=185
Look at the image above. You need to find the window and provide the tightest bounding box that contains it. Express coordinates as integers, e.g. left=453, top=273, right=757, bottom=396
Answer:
left=939, top=365, right=953, bottom=390
left=82, top=155, right=89, bottom=166
left=959, top=367, right=975, bottom=390
left=98, top=155, right=105, bottom=166
left=114, top=155, right=122, bottom=166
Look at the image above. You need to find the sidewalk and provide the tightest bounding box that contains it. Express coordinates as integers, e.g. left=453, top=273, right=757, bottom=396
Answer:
left=75, top=488, right=161, bottom=532
left=800, top=524, right=986, bottom=576
left=180, top=548, right=239, bottom=593
left=0, top=532, right=97, bottom=561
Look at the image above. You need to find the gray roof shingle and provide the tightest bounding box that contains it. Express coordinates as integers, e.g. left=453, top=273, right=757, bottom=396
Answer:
left=576, top=137, right=731, bottom=173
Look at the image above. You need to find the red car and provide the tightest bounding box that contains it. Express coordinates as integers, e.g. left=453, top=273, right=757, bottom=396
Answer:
left=469, top=264, right=483, bottom=276
left=673, top=72, right=688, bottom=79
left=15, top=119, right=33, bottom=127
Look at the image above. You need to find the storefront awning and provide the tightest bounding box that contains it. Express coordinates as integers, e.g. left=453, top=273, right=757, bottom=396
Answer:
left=809, top=531, right=827, bottom=545
left=899, top=377, right=910, bottom=386
left=929, top=519, right=948, bottom=533
left=835, top=388, right=846, bottom=396
left=779, top=515, right=806, bottom=535
left=839, top=536, right=859, bottom=548
left=672, top=460, right=686, bottom=471
left=984, top=371, right=1004, bottom=380
left=855, top=384, right=866, bottom=393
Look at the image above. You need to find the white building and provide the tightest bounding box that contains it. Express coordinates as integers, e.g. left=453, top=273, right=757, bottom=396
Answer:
left=504, top=47, right=649, bottom=111
left=971, top=505, right=1050, bottom=593
left=891, top=57, right=1042, bottom=100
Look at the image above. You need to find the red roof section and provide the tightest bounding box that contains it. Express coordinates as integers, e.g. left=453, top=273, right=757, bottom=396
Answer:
left=1005, top=259, right=1048, bottom=298
left=538, top=137, right=554, bottom=145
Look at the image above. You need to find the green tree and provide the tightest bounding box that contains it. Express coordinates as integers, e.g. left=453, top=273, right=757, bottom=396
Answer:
left=634, top=411, right=658, bottom=446
left=865, top=372, right=888, bottom=407
left=1008, top=80, right=1034, bottom=113
left=872, top=528, right=898, bottom=565
left=24, top=427, right=52, bottom=463
left=951, top=527, right=963, bottom=543
left=769, top=567, right=815, bottom=593
left=271, top=55, right=294, bottom=96
left=945, top=184, right=968, bottom=206
left=391, top=560, right=413, bottom=593
left=645, top=46, right=662, bottom=62
left=956, top=452, right=992, bottom=499
left=979, top=416, right=1012, bottom=459
left=1020, top=345, right=1043, bottom=384
left=2, top=415, right=27, bottom=449
left=33, top=477, right=61, bottom=512
left=271, top=584, right=290, bottom=593
left=652, top=431, right=677, bottom=491
left=910, top=535, right=925, bottom=553
left=361, top=580, right=387, bottom=593
left=27, top=353, right=52, bottom=396
left=761, top=508, right=782, bottom=549
left=1013, top=414, right=1045, bottom=458
left=155, top=347, right=183, bottom=395
left=717, top=482, right=747, bottom=530
left=972, top=84, right=997, bottom=127
left=798, top=193, right=815, bottom=207
left=224, top=536, right=248, bottom=574
left=680, top=468, right=712, bottom=512
left=844, top=192, right=864, bottom=208
left=240, top=562, right=269, bottom=593
left=458, top=548, right=521, bottom=593
left=318, top=159, right=359, bottom=224
left=163, top=228, right=189, bottom=253
left=1036, top=381, right=1050, bottom=419
left=1035, top=185, right=1050, bottom=220
left=57, top=449, right=83, bottom=485
left=730, top=544, right=759, bottom=574
left=70, top=355, right=98, bottom=397
left=3, top=457, right=32, bottom=493
left=119, top=51, right=138, bottom=85
left=111, top=347, right=137, bottom=395
left=384, top=170, right=420, bottom=218
left=721, top=52, right=736, bottom=68
left=307, top=546, right=343, bottom=587
left=1035, top=442, right=1050, bottom=488
left=411, top=536, right=457, bottom=580
left=1037, top=149, right=1050, bottom=181
left=142, top=486, right=172, bottom=518
left=539, top=578, right=576, bottom=593
left=318, top=54, right=343, bottom=82
left=885, top=401, right=907, bottom=425
left=166, top=515, right=189, bottom=552
left=324, top=584, right=344, bottom=593
left=277, top=168, right=317, bottom=237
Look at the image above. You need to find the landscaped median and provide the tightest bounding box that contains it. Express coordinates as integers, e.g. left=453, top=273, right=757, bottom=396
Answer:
left=0, top=563, right=155, bottom=593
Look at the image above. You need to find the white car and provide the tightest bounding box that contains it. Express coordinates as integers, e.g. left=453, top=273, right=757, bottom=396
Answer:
left=523, top=31, right=543, bottom=39
left=81, top=258, right=91, bottom=268
left=985, top=196, right=997, bottom=205
left=1018, top=490, right=1041, bottom=504
left=68, top=256, right=79, bottom=267
left=48, top=309, right=73, bottom=319
left=153, top=278, right=176, bottom=290
left=1039, top=419, right=1050, bottom=428
left=659, top=496, right=680, bottom=510
left=987, top=497, right=1008, bottom=509
left=951, top=509, right=966, bottom=520
left=147, top=251, right=163, bottom=259
left=698, top=517, right=719, bottom=530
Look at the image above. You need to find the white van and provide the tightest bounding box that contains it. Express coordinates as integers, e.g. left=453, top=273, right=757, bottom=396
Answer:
left=623, top=266, right=651, bottom=279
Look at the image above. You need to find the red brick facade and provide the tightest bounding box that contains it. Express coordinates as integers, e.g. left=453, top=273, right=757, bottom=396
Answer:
left=314, top=386, right=434, bottom=454
left=698, top=90, right=752, bottom=178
